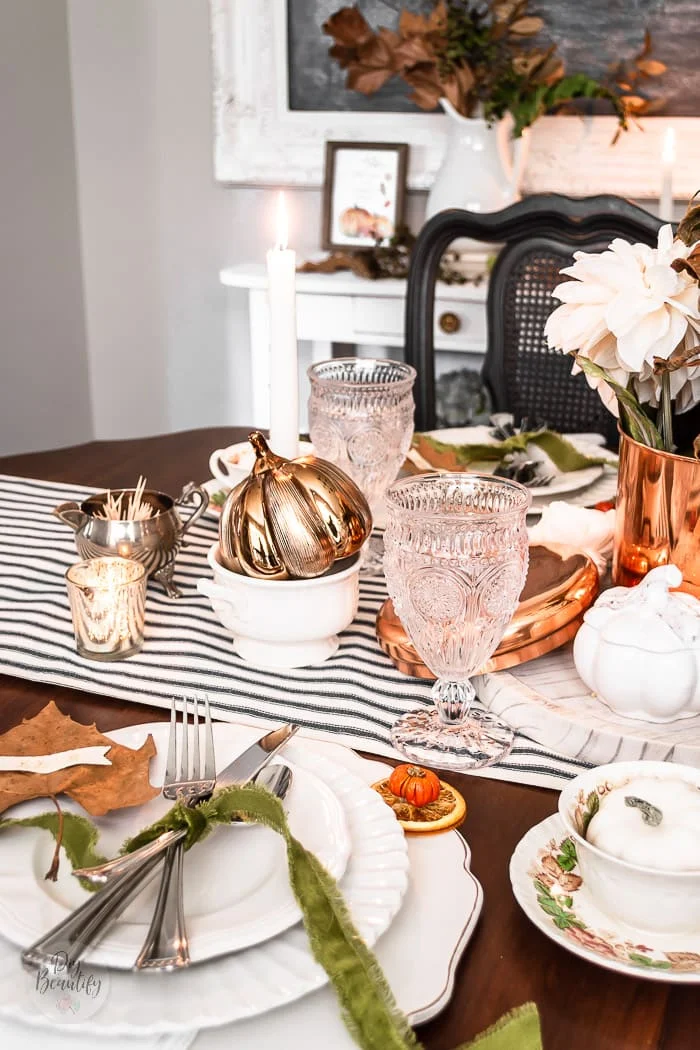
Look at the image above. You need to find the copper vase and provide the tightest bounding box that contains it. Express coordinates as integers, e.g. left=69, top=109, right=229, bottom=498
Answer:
left=613, top=430, right=700, bottom=598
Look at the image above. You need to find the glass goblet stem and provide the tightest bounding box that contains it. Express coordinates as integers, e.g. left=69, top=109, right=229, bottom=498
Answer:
left=432, top=679, right=475, bottom=724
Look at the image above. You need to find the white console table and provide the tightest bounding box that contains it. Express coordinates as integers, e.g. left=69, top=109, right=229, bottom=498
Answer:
left=220, top=263, right=488, bottom=427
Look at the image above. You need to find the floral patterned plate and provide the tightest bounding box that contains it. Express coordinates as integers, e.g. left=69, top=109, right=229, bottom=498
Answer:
left=510, top=814, right=700, bottom=983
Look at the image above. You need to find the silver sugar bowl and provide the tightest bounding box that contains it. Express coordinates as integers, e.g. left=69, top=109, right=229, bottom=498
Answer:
left=54, top=482, right=208, bottom=598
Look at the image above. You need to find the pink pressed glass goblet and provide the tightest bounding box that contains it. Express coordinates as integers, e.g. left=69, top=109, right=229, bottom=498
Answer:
left=383, top=472, right=530, bottom=770
left=307, top=358, right=416, bottom=575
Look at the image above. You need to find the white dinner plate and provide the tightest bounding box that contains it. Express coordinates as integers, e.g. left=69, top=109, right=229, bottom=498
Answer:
left=0, top=729, right=411, bottom=1035
left=511, top=813, right=700, bottom=984
left=420, top=427, right=615, bottom=498
left=0, top=724, right=352, bottom=968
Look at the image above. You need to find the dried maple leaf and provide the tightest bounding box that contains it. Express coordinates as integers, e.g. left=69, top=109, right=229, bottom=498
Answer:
left=0, top=701, right=159, bottom=818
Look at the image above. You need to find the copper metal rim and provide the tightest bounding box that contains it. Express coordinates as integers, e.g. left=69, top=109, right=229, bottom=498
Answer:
left=376, top=543, right=600, bottom=679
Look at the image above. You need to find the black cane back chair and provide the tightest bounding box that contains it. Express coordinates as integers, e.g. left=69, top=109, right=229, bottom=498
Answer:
left=405, top=194, right=665, bottom=445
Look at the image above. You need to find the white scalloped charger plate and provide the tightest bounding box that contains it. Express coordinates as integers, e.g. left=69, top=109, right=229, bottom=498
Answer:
left=0, top=724, right=353, bottom=968
left=511, top=813, right=700, bottom=984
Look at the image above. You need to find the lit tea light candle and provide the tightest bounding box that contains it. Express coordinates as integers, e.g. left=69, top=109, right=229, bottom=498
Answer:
left=266, top=191, right=299, bottom=459
left=659, top=126, right=675, bottom=221
left=65, top=557, right=147, bottom=661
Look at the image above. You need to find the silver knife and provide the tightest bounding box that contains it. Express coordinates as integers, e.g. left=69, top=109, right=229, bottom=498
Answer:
left=73, top=723, right=299, bottom=884
left=21, top=724, right=300, bottom=972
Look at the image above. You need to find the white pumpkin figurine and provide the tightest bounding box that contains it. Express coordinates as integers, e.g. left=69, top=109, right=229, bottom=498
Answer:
left=586, top=776, right=700, bottom=871
left=573, top=565, right=700, bottom=722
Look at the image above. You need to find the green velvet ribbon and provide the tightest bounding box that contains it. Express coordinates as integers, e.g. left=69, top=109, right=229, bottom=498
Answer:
left=0, top=786, right=542, bottom=1050
left=414, top=430, right=607, bottom=472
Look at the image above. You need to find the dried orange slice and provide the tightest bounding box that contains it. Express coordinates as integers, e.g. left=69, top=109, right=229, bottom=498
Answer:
left=372, top=776, right=466, bottom=834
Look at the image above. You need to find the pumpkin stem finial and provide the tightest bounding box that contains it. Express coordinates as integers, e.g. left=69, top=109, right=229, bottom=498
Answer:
left=249, top=431, right=270, bottom=458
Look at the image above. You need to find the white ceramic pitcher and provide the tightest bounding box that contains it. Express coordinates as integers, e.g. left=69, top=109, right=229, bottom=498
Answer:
left=425, top=98, right=530, bottom=247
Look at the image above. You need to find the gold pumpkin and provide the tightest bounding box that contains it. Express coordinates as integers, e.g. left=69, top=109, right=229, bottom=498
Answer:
left=219, top=432, right=372, bottom=580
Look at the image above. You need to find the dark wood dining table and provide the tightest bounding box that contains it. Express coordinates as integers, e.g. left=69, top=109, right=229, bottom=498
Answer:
left=0, top=426, right=696, bottom=1050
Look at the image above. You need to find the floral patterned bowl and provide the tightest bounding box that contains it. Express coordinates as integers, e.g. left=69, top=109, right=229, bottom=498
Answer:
left=558, top=761, right=700, bottom=934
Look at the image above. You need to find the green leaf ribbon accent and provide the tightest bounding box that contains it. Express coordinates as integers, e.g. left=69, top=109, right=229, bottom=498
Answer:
left=414, top=429, right=607, bottom=473
left=0, top=786, right=542, bottom=1050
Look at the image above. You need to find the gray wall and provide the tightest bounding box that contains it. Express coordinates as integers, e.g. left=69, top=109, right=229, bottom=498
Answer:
left=0, top=0, right=91, bottom=455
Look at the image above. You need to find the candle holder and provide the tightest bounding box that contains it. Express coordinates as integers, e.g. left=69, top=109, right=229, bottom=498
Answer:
left=65, top=557, right=147, bottom=661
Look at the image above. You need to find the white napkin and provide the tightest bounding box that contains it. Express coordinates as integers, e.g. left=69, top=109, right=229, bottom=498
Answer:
left=0, top=747, right=112, bottom=774
left=528, top=500, right=616, bottom=574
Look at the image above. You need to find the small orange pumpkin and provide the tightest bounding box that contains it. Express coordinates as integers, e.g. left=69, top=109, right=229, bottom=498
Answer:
left=388, top=764, right=441, bottom=807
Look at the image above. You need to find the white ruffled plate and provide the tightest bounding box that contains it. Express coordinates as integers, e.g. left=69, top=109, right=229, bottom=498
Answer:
left=0, top=727, right=410, bottom=1034
left=0, top=726, right=352, bottom=968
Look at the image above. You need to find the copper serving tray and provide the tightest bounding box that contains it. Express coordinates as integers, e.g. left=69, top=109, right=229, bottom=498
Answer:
left=376, top=544, right=599, bottom=680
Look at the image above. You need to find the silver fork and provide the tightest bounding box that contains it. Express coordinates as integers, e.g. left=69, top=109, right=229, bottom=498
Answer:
left=134, top=694, right=216, bottom=972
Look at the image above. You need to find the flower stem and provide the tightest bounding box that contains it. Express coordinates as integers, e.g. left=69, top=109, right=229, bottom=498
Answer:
left=659, top=371, right=674, bottom=453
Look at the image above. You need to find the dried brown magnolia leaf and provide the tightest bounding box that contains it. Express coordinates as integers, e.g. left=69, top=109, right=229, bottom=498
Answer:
left=357, top=34, right=393, bottom=69
left=377, top=27, right=400, bottom=50
left=636, top=58, right=667, bottom=77
left=299, top=252, right=379, bottom=280
left=428, top=0, right=448, bottom=31
left=399, top=9, right=432, bottom=36
left=0, top=701, right=159, bottom=817
left=329, top=43, right=358, bottom=70
left=394, top=35, right=435, bottom=68
left=677, top=198, right=700, bottom=247
left=404, top=67, right=444, bottom=110
left=322, top=6, right=372, bottom=47
left=671, top=251, right=700, bottom=282
left=509, top=16, right=544, bottom=35
left=347, top=65, right=392, bottom=94
left=620, top=94, right=648, bottom=111
left=641, top=98, right=667, bottom=115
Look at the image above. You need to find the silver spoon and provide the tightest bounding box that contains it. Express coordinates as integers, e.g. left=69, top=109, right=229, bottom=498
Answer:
left=230, top=762, right=293, bottom=827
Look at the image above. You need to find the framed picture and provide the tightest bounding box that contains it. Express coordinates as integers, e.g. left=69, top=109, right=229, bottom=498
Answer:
left=322, top=142, right=408, bottom=251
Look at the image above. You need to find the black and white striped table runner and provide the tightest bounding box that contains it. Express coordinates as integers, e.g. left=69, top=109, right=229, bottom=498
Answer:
left=0, top=474, right=590, bottom=788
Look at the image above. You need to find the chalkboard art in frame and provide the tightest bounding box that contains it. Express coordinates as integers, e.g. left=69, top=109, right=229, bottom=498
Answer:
left=287, top=0, right=698, bottom=117
left=210, top=0, right=700, bottom=197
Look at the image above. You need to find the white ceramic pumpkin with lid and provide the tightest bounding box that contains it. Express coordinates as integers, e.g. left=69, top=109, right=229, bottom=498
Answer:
left=559, top=760, right=700, bottom=934
left=573, top=564, right=700, bottom=722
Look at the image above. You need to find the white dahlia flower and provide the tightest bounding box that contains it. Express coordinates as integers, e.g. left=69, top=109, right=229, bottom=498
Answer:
left=545, top=225, right=700, bottom=415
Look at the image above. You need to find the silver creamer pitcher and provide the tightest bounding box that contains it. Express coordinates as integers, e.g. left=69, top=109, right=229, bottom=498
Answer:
left=54, top=482, right=208, bottom=598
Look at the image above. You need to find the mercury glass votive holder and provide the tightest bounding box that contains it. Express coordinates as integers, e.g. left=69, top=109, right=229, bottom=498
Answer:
left=65, top=557, right=147, bottom=660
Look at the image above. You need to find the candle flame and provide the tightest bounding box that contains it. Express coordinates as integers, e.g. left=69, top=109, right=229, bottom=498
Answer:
left=276, top=191, right=288, bottom=250
left=662, top=126, right=676, bottom=165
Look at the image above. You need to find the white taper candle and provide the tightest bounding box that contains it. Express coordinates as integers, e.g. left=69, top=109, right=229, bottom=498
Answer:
left=266, top=191, right=299, bottom=459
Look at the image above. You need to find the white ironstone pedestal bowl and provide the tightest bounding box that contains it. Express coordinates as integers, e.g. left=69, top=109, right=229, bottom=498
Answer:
left=198, top=544, right=360, bottom=669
